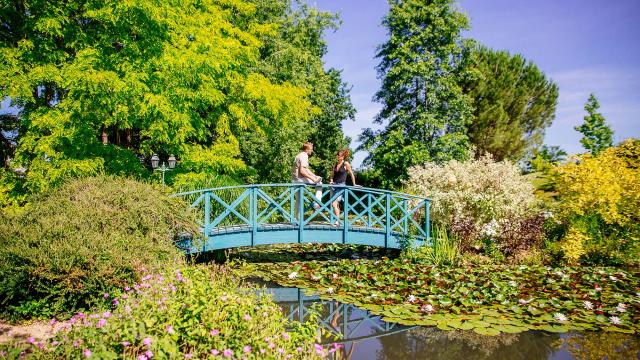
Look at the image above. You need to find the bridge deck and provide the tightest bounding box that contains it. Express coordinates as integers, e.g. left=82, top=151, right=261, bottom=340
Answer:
left=210, top=221, right=388, bottom=235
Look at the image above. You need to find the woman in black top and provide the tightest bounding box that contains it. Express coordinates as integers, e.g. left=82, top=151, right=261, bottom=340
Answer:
left=329, top=149, right=357, bottom=226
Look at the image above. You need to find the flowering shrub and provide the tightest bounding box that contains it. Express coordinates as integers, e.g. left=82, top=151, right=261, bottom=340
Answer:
left=404, top=155, right=541, bottom=257
left=553, top=139, right=640, bottom=265
left=5, top=265, right=326, bottom=359
left=0, top=176, right=196, bottom=319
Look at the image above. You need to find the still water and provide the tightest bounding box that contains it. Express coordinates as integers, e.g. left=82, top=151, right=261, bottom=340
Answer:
left=255, top=283, right=640, bottom=360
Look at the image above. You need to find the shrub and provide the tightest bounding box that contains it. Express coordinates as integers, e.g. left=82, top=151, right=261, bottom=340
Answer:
left=404, top=155, right=541, bottom=257
left=553, top=139, right=640, bottom=265
left=0, top=176, right=197, bottom=319
left=2, top=265, right=325, bottom=359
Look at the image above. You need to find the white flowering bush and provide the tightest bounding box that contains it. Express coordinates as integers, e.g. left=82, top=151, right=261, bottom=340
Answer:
left=405, top=155, right=542, bottom=256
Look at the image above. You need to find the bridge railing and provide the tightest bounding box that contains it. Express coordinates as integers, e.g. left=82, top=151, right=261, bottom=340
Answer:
left=174, top=184, right=430, bottom=249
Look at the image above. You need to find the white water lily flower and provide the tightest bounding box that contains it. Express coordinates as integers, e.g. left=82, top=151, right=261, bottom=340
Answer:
left=326, top=287, right=334, bottom=294
left=616, top=303, right=627, bottom=313
left=583, top=301, right=593, bottom=310
left=518, top=299, right=531, bottom=305
left=553, top=313, right=567, bottom=322
left=421, top=304, right=434, bottom=313
left=609, top=276, right=618, bottom=281
left=554, top=270, right=564, bottom=277
left=288, top=272, right=298, bottom=279
left=311, top=275, right=321, bottom=281
left=609, top=316, right=621, bottom=325
left=407, top=295, right=417, bottom=303
left=594, top=285, right=602, bottom=292
left=332, top=274, right=338, bottom=280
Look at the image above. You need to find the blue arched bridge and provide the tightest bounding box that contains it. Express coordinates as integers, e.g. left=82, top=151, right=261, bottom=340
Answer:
left=173, top=184, right=430, bottom=253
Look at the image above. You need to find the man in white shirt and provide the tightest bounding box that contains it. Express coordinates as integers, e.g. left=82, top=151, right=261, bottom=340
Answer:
left=292, top=142, right=322, bottom=220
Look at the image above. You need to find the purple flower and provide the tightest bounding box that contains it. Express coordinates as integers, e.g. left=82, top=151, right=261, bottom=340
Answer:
left=143, top=337, right=152, bottom=346
left=96, top=319, right=107, bottom=328
left=282, top=332, right=290, bottom=340
left=83, top=348, right=92, bottom=358
left=49, top=319, right=57, bottom=326
left=210, top=349, right=219, bottom=356
left=223, top=349, right=233, bottom=358
left=112, top=298, right=119, bottom=306
left=210, top=329, right=219, bottom=336
left=314, top=344, right=323, bottom=351
left=243, top=346, right=252, bottom=353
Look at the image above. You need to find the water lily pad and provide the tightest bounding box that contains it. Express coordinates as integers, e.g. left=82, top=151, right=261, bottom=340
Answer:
left=473, top=327, right=501, bottom=336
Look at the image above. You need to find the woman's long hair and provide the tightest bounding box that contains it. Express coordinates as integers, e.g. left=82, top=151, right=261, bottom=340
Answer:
left=334, top=149, right=350, bottom=171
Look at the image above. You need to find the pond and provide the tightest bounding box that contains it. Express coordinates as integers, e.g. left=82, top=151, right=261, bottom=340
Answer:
left=254, top=282, right=640, bottom=360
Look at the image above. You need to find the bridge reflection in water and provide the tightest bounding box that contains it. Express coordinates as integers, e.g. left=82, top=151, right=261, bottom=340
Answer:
left=258, top=286, right=416, bottom=354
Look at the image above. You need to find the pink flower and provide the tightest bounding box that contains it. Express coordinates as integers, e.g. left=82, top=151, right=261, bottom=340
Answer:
left=210, top=349, right=219, bottom=356
left=96, top=319, right=107, bottom=328
left=124, top=286, right=131, bottom=291
left=145, top=350, right=153, bottom=358
left=210, top=329, right=219, bottom=336
left=73, top=340, right=81, bottom=348
left=27, top=337, right=36, bottom=344
left=122, top=341, right=130, bottom=347
left=103, top=293, right=109, bottom=299
left=243, top=314, right=251, bottom=321
left=223, top=349, right=233, bottom=357
left=143, top=337, right=152, bottom=346
left=282, top=332, right=290, bottom=340
left=112, top=298, right=119, bottom=306
left=243, top=346, right=252, bottom=353
left=184, top=354, right=193, bottom=359
left=124, top=305, right=132, bottom=313
left=83, top=348, right=92, bottom=358
left=221, top=295, right=228, bottom=302
left=278, top=348, right=285, bottom=354
left=138, top=355, right=147, bottom=360
left=49, top=319, right=57, bottom=326
left=296, top=347, right=303, bottom=352
left=262, top=311, right=268, bottom=318
left=260, top=349, right=266, bottom=354
left=268, top=342, right=275, bottom=349
left=314, top=344, right=323, bottom=351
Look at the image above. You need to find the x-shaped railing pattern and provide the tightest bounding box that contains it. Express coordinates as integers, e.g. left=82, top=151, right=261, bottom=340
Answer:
left=174, top=184, right=431, bottom=249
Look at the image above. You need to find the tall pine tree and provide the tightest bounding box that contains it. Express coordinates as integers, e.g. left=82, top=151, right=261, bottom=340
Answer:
left=575, top=94, right=613, bottom=155
left=359, top=0, right=473, bottom=188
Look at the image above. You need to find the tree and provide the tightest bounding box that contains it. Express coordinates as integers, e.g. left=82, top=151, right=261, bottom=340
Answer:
left=526, top=144, right=567, bottom=173
left=575, top=93, right=613, bottom=155
left=0, top=0, right=315, bottom=196
left=461, top=46, right=559, bottom=161
left=360, top=0, right=473, bottom=188
left=239, top=1, right=355, bottom=182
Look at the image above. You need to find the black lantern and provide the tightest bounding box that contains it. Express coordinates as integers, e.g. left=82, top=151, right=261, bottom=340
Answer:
left=150, top=154, right=160, bottom=169
left=168, top=154, right=176, bottom=169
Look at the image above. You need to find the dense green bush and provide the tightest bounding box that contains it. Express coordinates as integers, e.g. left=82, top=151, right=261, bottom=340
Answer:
left=0, top=176, right=197, bottom=319
left=3, top=265, right=326, bottom=359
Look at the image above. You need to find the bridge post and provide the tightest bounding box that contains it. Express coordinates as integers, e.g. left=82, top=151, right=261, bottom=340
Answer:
left=298, top=185, right=304, bottom=244
left=367, top=193, right=372, bottom=228
left=425, top=199, right=430, bottom=245
left=385, top=193, right=390, bottom=248
left=343, top=188, right=349, bottom=244
left=204, top=191, right=210, bottom=252
left=250, top=187, right=257, bottom=246
left=402, top=200, right=408, bottom=236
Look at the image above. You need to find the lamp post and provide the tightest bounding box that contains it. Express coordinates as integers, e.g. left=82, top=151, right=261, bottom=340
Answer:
left=151, top=154, right=177, bottom=186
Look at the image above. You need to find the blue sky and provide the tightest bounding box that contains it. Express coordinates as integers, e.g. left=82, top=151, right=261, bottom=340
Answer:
left=312, top=0, right=640, bottom=167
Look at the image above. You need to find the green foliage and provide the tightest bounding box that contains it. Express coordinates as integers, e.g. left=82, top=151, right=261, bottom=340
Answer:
left=239, top=2, right=354, bottom=182
left=461, top=46, right=559, bottom=161
left=360, top=0, right=474, bottom=188
left=4, top=265, right=322, bottom=359
left=575, top=93, right=614, bottom=155
left=250, top=260, right=640, bottom=335
left=0, top=0, right=318, bottom=199
left=403, top=227, right=459, bottom=267
left=553, top=139, right=640, bottom=266
left=0, top=176, right=196, bottom=319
